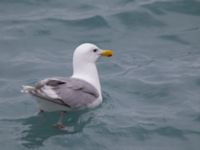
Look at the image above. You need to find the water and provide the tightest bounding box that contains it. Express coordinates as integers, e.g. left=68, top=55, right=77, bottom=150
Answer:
left=0, top=0, right=200, bottom=149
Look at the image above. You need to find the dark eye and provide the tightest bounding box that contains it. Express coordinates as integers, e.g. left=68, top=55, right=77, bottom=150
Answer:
left=93, top=49, right=98, bottom=52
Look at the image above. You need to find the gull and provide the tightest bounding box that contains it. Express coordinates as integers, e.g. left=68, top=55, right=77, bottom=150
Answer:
left=22, top=43, right=112, bottom=128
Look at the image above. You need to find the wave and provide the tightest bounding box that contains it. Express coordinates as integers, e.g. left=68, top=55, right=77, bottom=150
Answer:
left=0, top=15, right=110, bottom=30
left=45, top=15, right=110, bottom=29
left=111, top=10, right=166, bottom=28
left=142, top=0, right=200, bottom=16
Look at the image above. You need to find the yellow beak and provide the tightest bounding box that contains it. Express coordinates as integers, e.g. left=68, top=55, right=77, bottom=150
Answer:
left=100, top=50, right=113, bottom=57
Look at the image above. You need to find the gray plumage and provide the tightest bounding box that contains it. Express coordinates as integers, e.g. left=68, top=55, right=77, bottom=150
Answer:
left=28, top=77, right=99, bottom=109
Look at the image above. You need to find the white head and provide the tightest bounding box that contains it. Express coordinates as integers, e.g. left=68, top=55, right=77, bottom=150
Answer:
left=73, top=43, right=112, bottom=64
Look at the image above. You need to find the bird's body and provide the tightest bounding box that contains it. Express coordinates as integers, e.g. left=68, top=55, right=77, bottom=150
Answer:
left=22, top=43, right=112, bottom=128
left=23, top=77, right=100, bottom=112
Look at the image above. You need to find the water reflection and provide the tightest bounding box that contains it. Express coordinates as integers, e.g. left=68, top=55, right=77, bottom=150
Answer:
left=19, top=111, right=92, bottom=148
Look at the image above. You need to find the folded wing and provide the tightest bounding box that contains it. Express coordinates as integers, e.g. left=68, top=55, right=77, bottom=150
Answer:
left=30, top=77, right=99, bottom=109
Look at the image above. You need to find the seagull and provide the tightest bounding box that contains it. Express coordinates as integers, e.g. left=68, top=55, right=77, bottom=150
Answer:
left=22, top=43, right=112, bottom=128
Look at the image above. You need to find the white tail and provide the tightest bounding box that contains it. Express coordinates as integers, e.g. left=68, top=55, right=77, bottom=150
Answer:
left=21, top=85, right=35, bottom=93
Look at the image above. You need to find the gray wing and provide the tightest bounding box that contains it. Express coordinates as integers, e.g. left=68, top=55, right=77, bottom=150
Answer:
left=32, top=77, right=99, bottom=109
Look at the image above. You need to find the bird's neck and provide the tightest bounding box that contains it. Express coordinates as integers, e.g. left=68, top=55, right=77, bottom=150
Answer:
left=72, top=61, right=102, bottom=98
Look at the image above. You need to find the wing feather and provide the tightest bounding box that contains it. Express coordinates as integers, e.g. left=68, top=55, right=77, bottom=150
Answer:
left=32, top=77, right=99, bottom=109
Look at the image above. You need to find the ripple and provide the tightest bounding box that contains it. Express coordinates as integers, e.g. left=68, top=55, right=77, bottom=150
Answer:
left=112, top=10, right=165, bottom=29
left=45, top=15, right=110, bottom=29
left=158, top=34, right=190, bottom=45
left=153, top=126, right=185, bottom=139
left=143, top=0, right=200, bottom=16
left=1, top=14, right=110, bottom=29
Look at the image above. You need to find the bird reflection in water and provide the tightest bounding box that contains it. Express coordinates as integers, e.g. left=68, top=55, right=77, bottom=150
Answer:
left=19, top=110, right=92, bottom=148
